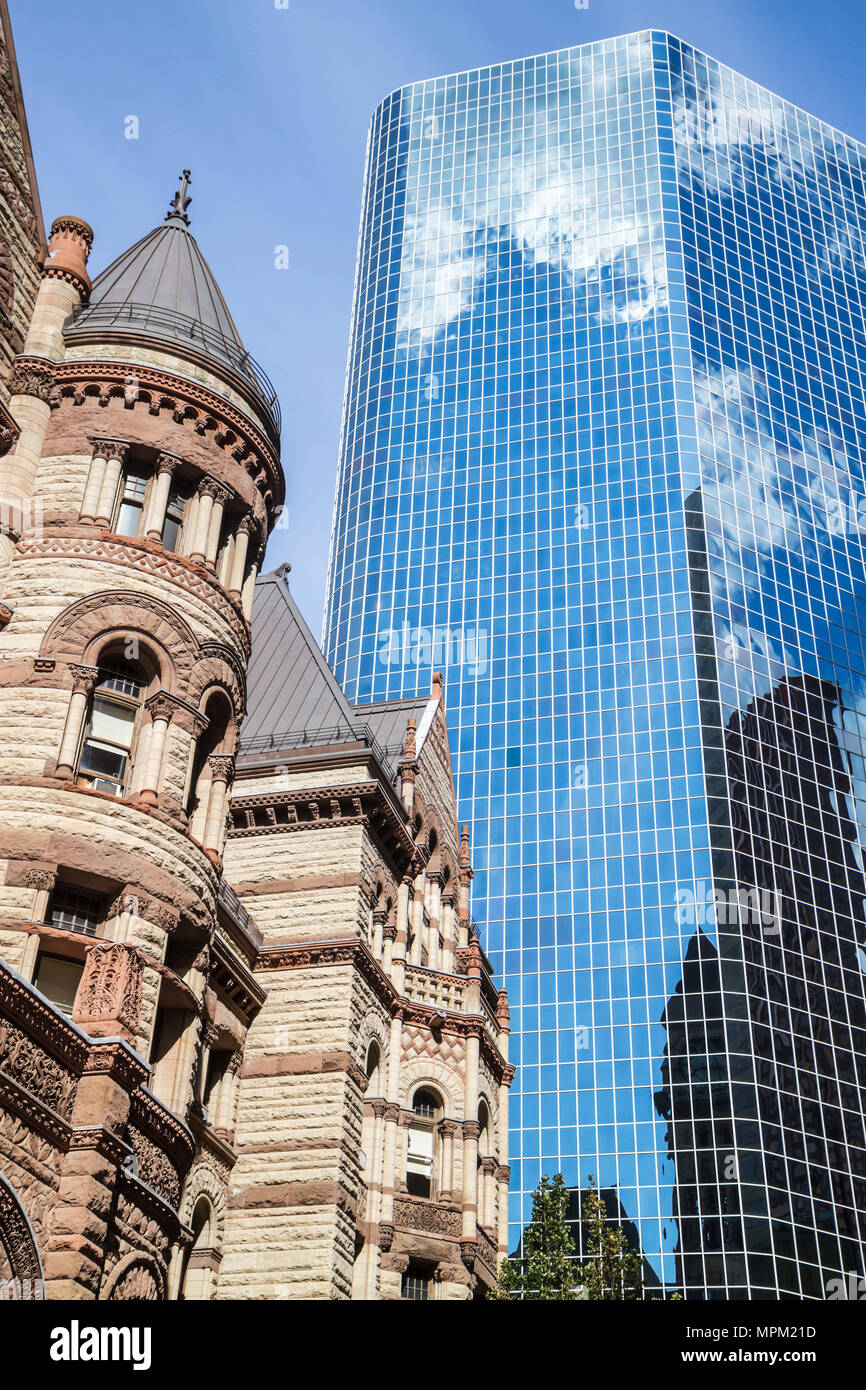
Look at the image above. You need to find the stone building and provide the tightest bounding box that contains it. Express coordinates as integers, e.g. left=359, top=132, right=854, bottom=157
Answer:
left=219, top=568, right=512, bottom=1299
left=0, top=10, right=510, bottom=1301
left=0, top=0, right=44, bottom=440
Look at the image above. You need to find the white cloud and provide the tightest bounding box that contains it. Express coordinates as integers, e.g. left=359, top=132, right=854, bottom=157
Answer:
left=395, top=33, right=667, bottom=349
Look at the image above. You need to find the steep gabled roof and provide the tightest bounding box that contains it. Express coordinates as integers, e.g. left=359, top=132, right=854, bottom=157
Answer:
left=241, top=566, right=361, bottom=753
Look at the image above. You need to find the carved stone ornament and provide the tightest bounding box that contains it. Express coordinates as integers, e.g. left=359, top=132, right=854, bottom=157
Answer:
left=21, top=869, right=56, bottom=893
left=72, top=942, right=144, bottom=1039
left=8, top=358, right=55, bottom=403
left=68, top=662, right=100, bottom=694
left=102, top=1252, right=165, bottom=1302
left=0, top=1176, right=44, bottom=1286
left=144, top=690, right=181, bottom=723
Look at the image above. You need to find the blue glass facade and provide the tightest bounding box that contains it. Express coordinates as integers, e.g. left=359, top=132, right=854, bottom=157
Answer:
left=323, top=31, right=866, bottom=1297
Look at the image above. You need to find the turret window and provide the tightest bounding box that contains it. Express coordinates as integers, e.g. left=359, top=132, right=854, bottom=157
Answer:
left=406, top=1087, right=441, bottom=1198
left=77, top=661, right=146, bottom=796
left=45, top=883, right=104, bottom=937
left=161, top=479, right=188, bottom=553
left=33, top=952, right=84, bottom=1017
left=401, top=1262, right=431, bottom=1301
left=115, top=469, right=148, bottom=538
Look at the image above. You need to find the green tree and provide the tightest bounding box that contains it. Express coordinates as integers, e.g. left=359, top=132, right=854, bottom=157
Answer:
left=577, top=1176, right=644, bottom=1300
left=490, top=1172, right=580, bottom=1300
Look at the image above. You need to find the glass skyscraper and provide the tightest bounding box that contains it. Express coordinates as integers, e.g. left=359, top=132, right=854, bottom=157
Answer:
left=323, top=31, right=866, bottom=1298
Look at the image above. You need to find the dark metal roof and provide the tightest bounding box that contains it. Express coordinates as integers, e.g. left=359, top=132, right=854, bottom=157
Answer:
left=63, top=187, right=281, bottom=444
left=242, top=566, right=363, bottom=751
left=241, top=568, right=441, bottom=781
left=354, top=697, right=432, bottom=760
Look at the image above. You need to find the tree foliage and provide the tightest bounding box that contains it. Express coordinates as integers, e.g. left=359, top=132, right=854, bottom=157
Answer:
left=491, top=1173, right=579, bottom=1300
left=491, top=1172, right=646, bottom=1301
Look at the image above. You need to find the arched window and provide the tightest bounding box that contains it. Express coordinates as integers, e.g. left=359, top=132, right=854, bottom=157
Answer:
left=77, top=658, right=148, bottom=795
left=365, top=1040, right=382, bottom=1095
left=477, top=1100, right=494, bottom=1230
left=187, top=690, right=235, bottom=851
left=180, top=1196, right=217, bottom=1301
left=406, top=1087, right=442, bottom=1199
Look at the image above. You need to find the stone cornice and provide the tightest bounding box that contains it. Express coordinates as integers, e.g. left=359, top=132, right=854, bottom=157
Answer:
left=44, top=356, right=283, bottom=509
left=254, top=937, right=512, bottom=1083
left=229, top=781, right=416, bottom=871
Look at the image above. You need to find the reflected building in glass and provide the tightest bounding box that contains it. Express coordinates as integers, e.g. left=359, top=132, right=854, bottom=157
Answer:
left=323, top=31, right=866, bottom=1297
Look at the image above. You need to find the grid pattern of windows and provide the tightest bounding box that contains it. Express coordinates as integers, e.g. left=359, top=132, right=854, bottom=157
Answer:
left=323, top=30, right=866, bottom=1298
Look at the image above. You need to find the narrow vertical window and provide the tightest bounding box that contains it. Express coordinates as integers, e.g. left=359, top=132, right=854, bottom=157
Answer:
left=114, top=468, right=149, bottom=538
left=161, top=479, right=187, bottom=553
left=77, top=661, right=146, bottom=795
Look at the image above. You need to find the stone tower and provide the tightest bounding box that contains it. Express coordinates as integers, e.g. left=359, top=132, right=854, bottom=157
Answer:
left=0, top=174, right=284, bottom=1298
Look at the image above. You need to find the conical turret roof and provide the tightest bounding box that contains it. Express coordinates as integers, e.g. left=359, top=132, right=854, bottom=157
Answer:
left=64, top=172, right=280, bottom=444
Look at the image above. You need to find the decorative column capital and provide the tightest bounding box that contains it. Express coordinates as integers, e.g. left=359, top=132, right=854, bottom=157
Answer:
left=68, top=662, right=100, bottom=694
left=383, top=1103, right=400, bottom=1125
left=8, top=358, right=56, bottom=403
left=437, top=1119, right=460, bottom=1138
left=155, top=451, right=181, bottom=476
left=201, top=1022, right=220, bottom=1049
left=227, top=1049, right=244, bottom=1076
left=144, top=690, right=184, bottom=724
left=462, top=1120, right=481, bottom=1142
left=197, top=476, right=231, bottom=504
left=88, top=436, right=131, bottom=464
left=236, top=513, right=258, bottom=537
left=495, top=1165, right=511, bottom=1184
left=207, top=754, right=235, bottom=783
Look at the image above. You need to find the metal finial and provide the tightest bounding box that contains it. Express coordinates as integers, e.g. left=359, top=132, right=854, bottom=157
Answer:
left=166, top=169, right=192, bottom=224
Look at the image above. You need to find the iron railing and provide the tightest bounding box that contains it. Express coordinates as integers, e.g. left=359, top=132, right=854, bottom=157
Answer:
left=238, top=721, right=395, bottom=778
left=66, top=300, right=281, bottom=445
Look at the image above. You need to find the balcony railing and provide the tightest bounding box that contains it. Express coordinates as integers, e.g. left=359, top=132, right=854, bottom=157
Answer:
left=238, top=721, right=395, bottom=778
left=403, top=964, right=467, bottom=1014
left=65, top=300, right=281, bottom=446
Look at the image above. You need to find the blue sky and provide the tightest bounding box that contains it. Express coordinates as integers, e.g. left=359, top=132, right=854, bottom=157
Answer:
left=10, top=0, right=866, bottom=632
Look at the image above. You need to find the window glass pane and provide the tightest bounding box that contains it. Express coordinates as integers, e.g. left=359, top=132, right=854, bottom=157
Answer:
left=46, top=885, right=102, bottom=935
left=97, top=663, right=145, bottom=699
left=161, top=515, right=181, bottom=553
left=90, top=698, right=135, bottom=748
left=123, top=472, right=148, bottom=502
left=116, top=500, right=142, bottom=538
left=34, top=955, right=83, bottom=1016
left=79, top=740, right=127, bottom=782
